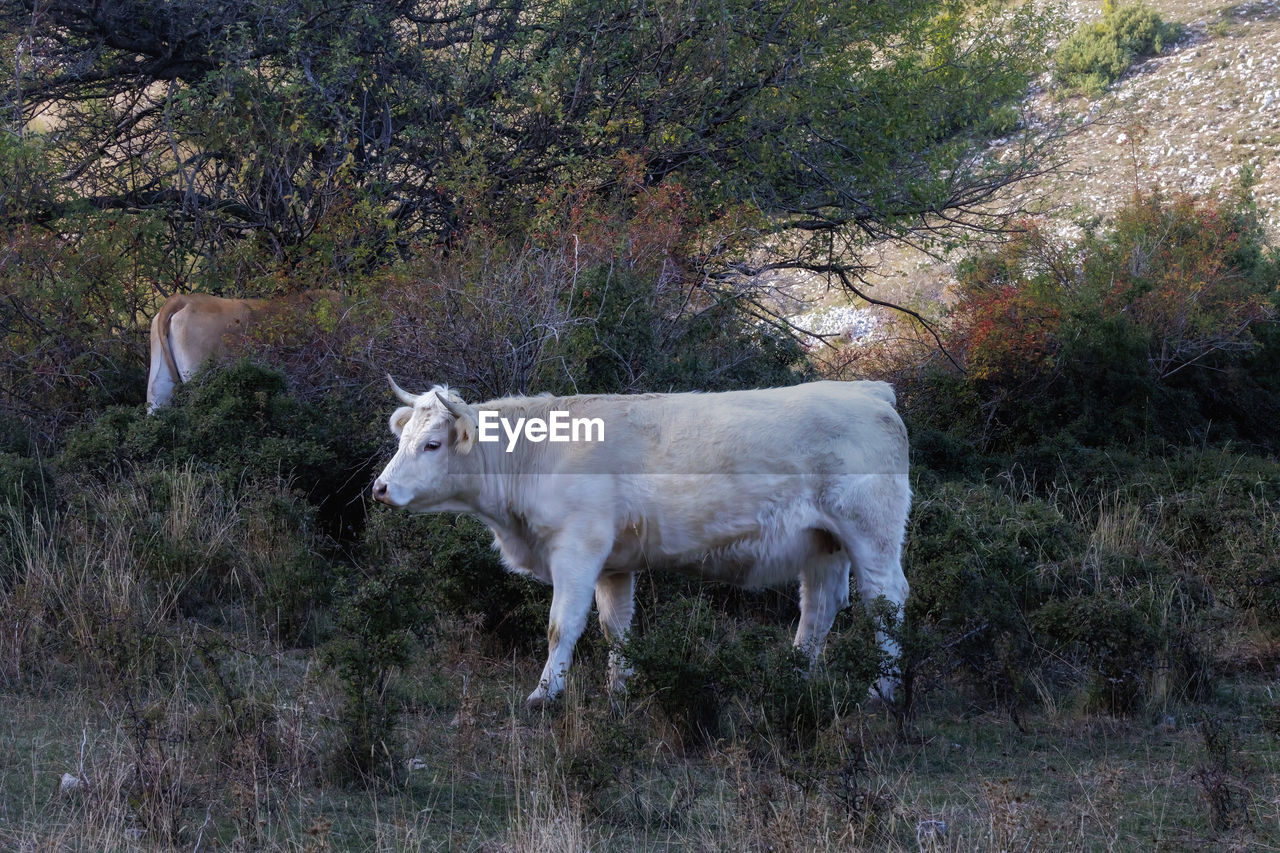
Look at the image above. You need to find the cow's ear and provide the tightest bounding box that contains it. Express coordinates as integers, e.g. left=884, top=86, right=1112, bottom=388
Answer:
left=389, top=406, right=414, bottom=437
left=451, top=412, right=477, bottom=454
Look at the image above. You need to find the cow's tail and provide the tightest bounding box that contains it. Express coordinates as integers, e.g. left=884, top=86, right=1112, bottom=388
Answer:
left=152, top=295, right=187, bottom=386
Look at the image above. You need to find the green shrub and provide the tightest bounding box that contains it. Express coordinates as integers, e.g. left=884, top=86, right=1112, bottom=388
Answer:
left=52, top=463, right=334, bottom=646
left=623, top=593, right=724, bottom=741
left=242, top=488, right=335, bottom=644
left=557, top=698, right=646, bottom=812
left=543, top=264, right=809, bottom=395
left=361, top=509, right=550, bottom=653
left=932, top=189, right=1279, bottom=454
left=1054, top=3, right=1183, bottom=94
left=58, top=360, right=379, bottom=538
left=759, top=607, right=884, bottom=742
left=904, top=481, right=1080, bottom=709
left=622, top=592, right=882, bottom=747
left=1035, top=312, right=1156, bottom=445
left=1151, top=450, right=1280, bottom=620
left=903, top=476, right=1218, bottom=715
left=0, top=452, right=55, bottom=521
left=1032, top=593, right=1160, bottom=715
left=54, top=364, right=357, bottom=646
left=1006, top=443, right=1279, bottom=622
left=0, top=411, right=35, bottom=456
left=0, top=208, right=154, bottom=437
left=322, top=556, right=438, bottom=784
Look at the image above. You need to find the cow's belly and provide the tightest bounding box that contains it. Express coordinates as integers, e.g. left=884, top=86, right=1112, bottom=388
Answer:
left=606, top=517, right=840, bottom=589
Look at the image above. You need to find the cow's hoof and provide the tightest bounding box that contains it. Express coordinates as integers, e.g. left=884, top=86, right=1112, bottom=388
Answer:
left=524, top=690, right=550, bottom=713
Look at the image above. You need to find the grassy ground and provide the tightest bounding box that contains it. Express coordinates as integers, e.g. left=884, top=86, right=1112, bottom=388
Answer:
left=2, top=632, right=1276, bottom=851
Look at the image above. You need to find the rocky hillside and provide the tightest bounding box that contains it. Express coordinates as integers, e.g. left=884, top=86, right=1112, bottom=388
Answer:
left=1045, top=0, right=1280, bottom=227
left=797, top=0, right=1280, bottom=344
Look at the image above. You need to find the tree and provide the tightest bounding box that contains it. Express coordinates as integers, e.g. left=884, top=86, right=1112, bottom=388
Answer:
left=3, top=0, right=1062, bottom=290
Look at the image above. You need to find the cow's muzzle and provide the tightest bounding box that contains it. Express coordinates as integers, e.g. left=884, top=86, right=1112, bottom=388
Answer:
left=371, top=479, right=391, bottom=504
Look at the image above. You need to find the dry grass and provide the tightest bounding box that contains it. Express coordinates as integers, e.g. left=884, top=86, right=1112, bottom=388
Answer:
left=2, top=635, right=1277, bottom=850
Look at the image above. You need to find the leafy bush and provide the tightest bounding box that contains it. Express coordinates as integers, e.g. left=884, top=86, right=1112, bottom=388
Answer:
left=1054, top=2, right=1183, bottom=94
left=622, top=592, right=881, bottom=747
left=363, top=165, right=808, bottom=400
left=545, top=264, right=809, bottom=395
left=58, top=361, right=379, bottom=537
left=53, top=463, right=332, bottom=647
left=1032, top=591, right=1161, bottom=715
left=529, top=168, right=808, bottom=395
left=622, top=593, right=724, bottom=741
left=47, top=363, right=384, bottom=653
left=1150, top=450, right=1280, bottom=621
left=0, top=206, right=157, bottom=438
left=360, top=509, right=550, bottom=653
left=930, top=189, right=1279, bottom=453
left=904, top=476, right=1218, bottom=715
left=904, top=481, right=1080, bottom=709
left=0, top=452, right=55, bottom=521
left=322, top=556, right=438, bottom=783
left=1092, top=191, right=1274, bottom=378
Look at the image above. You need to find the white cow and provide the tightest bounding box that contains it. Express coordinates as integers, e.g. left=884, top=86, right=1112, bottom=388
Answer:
left=372, top=379, right=911, bottom=709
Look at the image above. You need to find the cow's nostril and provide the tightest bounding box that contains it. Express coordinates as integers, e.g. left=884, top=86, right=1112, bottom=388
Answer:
left=372, top=480, right=388, bottom=500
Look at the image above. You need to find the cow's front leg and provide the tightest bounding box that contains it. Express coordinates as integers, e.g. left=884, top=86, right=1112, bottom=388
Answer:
left=526, top=531, right=611, bottom=711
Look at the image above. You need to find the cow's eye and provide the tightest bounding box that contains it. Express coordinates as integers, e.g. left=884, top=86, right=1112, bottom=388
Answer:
left=423, top=440, right=441, bottom=452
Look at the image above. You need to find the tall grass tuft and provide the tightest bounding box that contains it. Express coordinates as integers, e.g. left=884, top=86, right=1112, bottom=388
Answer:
left=0, top=467, right=333, bottom=847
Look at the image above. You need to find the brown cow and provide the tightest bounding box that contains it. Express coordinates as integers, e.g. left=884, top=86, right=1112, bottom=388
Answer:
left=146, top=290, right=342, bottom=412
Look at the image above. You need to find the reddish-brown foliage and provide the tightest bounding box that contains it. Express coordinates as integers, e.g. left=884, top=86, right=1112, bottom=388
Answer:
left=947, top=192, right=1274, bottom=385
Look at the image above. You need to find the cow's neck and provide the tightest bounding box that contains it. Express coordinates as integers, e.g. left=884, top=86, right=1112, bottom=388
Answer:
left=451, top=443, right=549, bottom=579
left=466, top=435, right=557, bottom=525
left=460, top=438, right=533, bottom=522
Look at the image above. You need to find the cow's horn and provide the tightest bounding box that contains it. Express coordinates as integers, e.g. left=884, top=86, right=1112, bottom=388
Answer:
left=434, top=390, right=467, bottom=419
left=387, top=375, right=418, bottom=405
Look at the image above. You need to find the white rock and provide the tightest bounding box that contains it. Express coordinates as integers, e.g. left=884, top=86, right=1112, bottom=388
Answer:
left=58, top=772, right=87, bottom=794
left=790, top=305, right=879, bottom=347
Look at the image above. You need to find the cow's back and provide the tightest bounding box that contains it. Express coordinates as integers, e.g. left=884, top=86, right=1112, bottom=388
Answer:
left=536, top=381, right=907, bottom=477
left=147, top=290, right=339, bottom=411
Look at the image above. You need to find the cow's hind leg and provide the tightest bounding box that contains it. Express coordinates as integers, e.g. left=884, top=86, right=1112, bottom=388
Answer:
left=835, top=525, right=909, bottom=701
left=595, top=571, right=635, bottom=695
left=146, top=321, right=177, bottom=413
left=527, top=529, right=612, bottom=711
left=793, top=548, right=852, bottom=658
left=822, top=473, right=911, bottom=700
left=146, top=355, right=176, bottom=412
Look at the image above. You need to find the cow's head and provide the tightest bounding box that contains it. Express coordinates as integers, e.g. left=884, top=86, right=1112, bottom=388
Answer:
left=371, top=376, right=478, bottom=510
